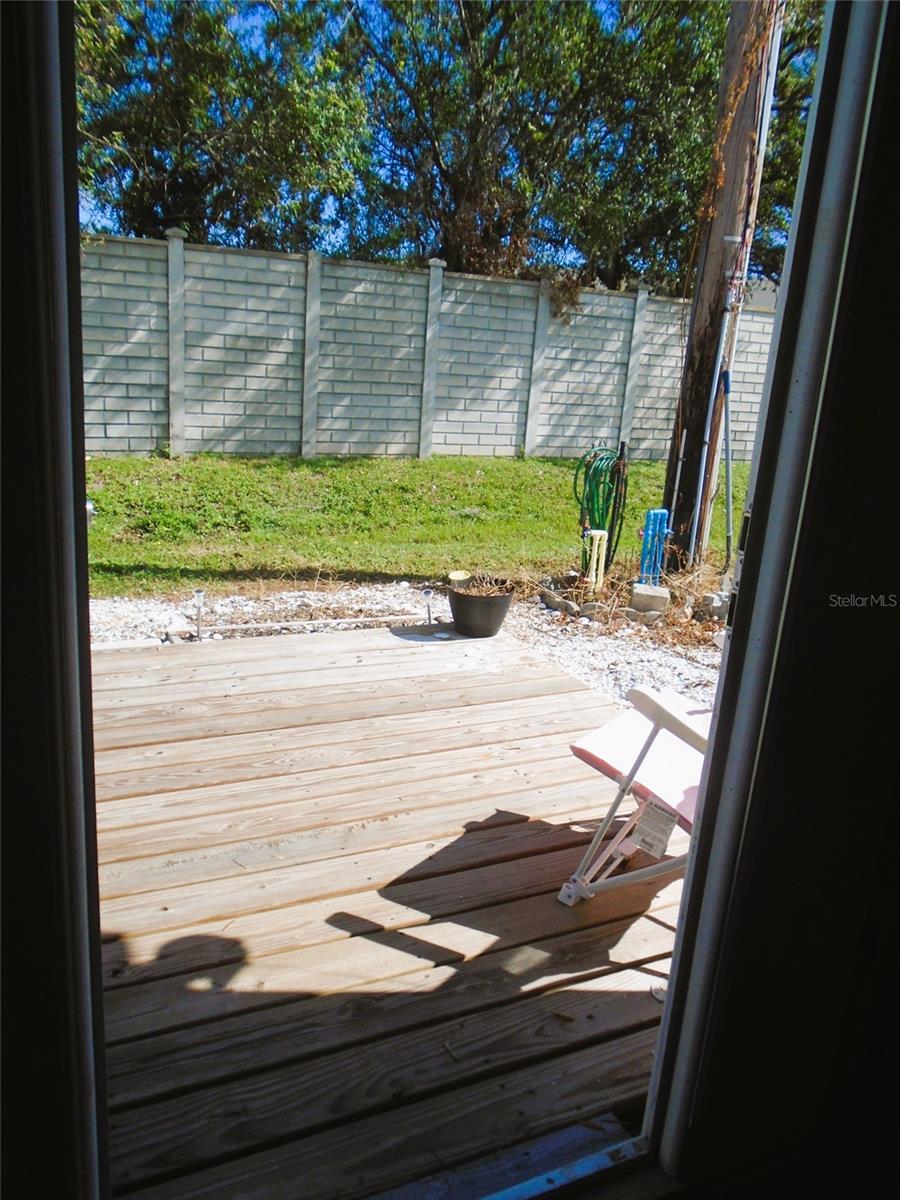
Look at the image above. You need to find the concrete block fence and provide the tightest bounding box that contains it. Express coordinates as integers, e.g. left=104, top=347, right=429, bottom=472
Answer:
left=81, top=232, right=776, bottom=460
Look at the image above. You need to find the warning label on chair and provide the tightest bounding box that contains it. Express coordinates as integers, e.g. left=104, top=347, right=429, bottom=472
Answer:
left=632, top=798, right=678, bottom=858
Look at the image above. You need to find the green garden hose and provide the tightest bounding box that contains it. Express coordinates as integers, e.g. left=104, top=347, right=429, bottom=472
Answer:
left=573, top=442, right=628, bottom=573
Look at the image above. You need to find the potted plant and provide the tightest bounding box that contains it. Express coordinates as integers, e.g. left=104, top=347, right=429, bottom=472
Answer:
left=448, top=573, right=514, bottom=638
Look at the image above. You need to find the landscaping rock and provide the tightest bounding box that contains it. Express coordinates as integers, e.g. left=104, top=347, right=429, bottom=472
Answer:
left=693, top=592, right=729, bottom=622
left=641, top=610, right=664, bottom=626
left=165, top=616, right=194, bottom=640
left=624, top=607, right=664, bottom=626
left=629, top=583, right=670, bottom=614
left=540, top=589, right=579, bottom=616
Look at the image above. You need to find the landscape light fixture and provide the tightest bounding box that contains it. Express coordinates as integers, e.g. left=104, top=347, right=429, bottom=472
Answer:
left=193, top=589, right=205, bottom=641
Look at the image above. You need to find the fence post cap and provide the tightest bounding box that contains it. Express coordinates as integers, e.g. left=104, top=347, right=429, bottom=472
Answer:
left=164, top=227, right=187, bottom=240
left=428, top=258, right=447, bottom=268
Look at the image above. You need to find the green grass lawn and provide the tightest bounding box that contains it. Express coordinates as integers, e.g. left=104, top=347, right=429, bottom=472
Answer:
left=85, top=454, right=750, bottom=596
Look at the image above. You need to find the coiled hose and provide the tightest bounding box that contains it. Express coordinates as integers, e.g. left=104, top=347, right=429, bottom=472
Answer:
left=573, top=442, right=628, bottom=573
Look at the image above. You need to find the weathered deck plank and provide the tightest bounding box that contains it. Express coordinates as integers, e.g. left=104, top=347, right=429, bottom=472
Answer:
left=95, top=735, right=600, bottom=838
left=94, top=627, right=680, bottom=1199
left=109, top=964, right=670, bottom=1191
left=94, top=689, right=610, bottom=778
left=93, top=669, right=583, bottom=750
left=98, top=794, right=609, bottom=897
left=105, top=900, right=680, bottom=1109
left=120, top=1029, right=659, bottom=1200
left=94, top=695, right=614, bottom=800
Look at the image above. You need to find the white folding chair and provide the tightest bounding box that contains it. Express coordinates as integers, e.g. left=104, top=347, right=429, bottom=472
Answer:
left=558, top=686, right=711, bottom=907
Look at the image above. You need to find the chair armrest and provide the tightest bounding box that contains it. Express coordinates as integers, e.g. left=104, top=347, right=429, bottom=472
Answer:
left=625, top=686, right=709, bottom=755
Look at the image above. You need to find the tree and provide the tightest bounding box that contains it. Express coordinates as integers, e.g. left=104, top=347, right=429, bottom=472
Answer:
left=751, top=0, right=823, bottom=281
left=341, top=0, right=820, bottom=290
left=539, top=0, right=730, bottom=293
left=340, top=0, right=614, bottom=275
left=75, top=0, right=367, bottom=249
left=339, top=0, right=729, bottom=285
left=544, top=0, right=822, bottom=289
left=662, top=0, right=783, bottom=567
left=76, top=0, right=822, bottom=288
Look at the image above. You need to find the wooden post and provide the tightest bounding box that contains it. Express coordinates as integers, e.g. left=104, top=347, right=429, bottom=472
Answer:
left=165, top=227, right=187, bottom=455
left=662, top=0, right=783, bottom=565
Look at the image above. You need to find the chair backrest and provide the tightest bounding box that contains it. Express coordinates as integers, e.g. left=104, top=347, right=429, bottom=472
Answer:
left=570, top=697, right=711, bottom=833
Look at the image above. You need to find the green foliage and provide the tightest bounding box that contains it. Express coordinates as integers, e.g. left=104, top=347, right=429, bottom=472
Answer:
left=75, top=0, right=821, bottom=285
left=753, top=0, right=824, bottom=281
left=341, top=0, right=612, bottom=275
left=75, top=0, right=367, bottom=247
left=538, top=0, right=730, bottom=292
left=85, top=454, right=749, bottom=595
left=339, top=0, right=821, bottom=290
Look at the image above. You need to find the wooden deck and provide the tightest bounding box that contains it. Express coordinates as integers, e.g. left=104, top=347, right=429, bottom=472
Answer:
left=93, top=626, right=685, bottom=1199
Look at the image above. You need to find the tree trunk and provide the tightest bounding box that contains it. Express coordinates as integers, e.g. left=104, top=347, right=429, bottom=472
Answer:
left=663, top=0, right=782, bottom=567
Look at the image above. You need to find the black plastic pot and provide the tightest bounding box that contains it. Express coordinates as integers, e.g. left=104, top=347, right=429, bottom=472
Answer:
left=448, top=588, right=513, bottom=638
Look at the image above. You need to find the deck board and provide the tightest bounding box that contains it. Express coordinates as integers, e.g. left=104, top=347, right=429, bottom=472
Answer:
left=95, top=626, right=682, bottom=1199
left=104, top=903, right=680, bottom=1109
left=117, top=1029, right=659, bottom=1200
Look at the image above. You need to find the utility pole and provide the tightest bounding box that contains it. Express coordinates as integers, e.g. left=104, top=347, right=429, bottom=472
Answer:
left=663, top=0, right=784, bottom=569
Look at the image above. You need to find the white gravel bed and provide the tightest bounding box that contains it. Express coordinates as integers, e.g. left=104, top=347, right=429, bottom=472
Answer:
left=503, top=602, right=721, bottom=706
left=90, top=582, right=723, bottom=705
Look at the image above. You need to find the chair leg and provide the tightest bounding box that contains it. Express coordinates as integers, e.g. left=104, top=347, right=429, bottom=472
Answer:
left=558, top=724, right=662, bottom=907
left=557, top=782, right=632, bottom=906
left=558, top=803, right=643, bottom=906
left=581, top=853, right=689, bottom=898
